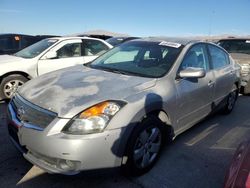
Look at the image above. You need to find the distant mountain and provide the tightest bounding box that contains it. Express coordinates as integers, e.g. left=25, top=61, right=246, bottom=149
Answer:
left=69, top=29, right=130, bottom=37
left=67, top=30, right=250, bottom=40
left=149, top=34, right=250, bottom=42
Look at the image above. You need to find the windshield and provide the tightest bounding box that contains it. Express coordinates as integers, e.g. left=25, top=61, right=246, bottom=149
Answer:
left=15, top=38, right=58, bottom=58
left=88, top=41, right=183, bottom=78
left=218, top=39, right=250, bottom=55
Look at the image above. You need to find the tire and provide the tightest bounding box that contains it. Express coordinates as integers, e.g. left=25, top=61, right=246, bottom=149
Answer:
left=0, top=74, right=28, bottom=100
left=123, top=116, right=164, bottom=176
left=222, top=85, right=238, bottom=115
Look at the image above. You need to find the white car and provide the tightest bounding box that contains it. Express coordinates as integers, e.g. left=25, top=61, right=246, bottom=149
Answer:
left=0, top=37, right=112, bottom=99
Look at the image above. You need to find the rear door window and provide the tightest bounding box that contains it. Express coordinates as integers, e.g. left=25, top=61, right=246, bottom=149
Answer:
left=208, top=45, right=229, bottom=69
left=82, top=39, right=109, bottom=56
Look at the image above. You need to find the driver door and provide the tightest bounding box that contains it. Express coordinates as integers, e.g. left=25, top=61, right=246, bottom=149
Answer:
left=175, top=44, right=215, bottom=131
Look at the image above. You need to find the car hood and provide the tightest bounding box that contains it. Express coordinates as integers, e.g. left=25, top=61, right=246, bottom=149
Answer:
left=18, top=65, right=156, bottom=118
left=230, top=53, right=250, bottom=64
left=0, top=54, right=24, bottom=64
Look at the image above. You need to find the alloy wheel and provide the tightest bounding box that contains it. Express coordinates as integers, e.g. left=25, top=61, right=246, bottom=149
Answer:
left=4, top=80, right=24, bottom=98
left=133, top=127, right=162, bottom=169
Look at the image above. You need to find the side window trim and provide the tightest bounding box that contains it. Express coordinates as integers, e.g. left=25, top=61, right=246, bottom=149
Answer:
left=205, top=44, right=213, bottom=71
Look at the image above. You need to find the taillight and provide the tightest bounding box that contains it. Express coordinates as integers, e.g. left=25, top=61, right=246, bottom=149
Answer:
left=246, top=173, right=250, bottom=188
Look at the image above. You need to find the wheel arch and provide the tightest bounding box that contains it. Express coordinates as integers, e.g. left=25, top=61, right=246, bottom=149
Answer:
left=0, top=71, right=31, bottom=100
left=119, top=109, right=174, bottom=164
left=0, top=71, right=31, bottom=83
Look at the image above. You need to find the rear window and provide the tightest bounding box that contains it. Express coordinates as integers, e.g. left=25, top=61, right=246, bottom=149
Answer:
left=218, top=39, right=250, bottom=55
left=208, top=44, right=229, bottom=69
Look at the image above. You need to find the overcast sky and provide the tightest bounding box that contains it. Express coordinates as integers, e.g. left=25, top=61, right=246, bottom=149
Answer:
left=1, top=0, right=250, bottom=37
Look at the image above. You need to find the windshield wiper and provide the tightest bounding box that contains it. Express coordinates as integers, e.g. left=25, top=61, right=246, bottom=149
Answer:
left=86, top=65, right=151, bottom=77
left=98, top=67, right=129, bottom=75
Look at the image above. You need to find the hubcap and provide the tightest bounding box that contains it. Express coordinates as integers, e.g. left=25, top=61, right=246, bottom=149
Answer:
left=227, top=90, right=236, bottom=110
left=133, top=127, right=161, bottom=169
left=4, top=80, right=24, bottom=98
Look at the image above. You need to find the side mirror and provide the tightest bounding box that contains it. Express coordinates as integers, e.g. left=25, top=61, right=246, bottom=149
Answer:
left=45, top=51, right=57, bottom=59
left=179, top=67, right=206, bottom=78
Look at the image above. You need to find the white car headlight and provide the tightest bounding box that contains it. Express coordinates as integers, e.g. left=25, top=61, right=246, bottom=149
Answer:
left=62, top=101, right=125, bottom=135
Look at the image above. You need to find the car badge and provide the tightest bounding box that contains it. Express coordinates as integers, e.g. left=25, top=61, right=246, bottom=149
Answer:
left=17, top=106, right=25, bottom=122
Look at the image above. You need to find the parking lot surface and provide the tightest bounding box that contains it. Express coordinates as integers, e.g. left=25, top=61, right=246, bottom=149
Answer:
left=0, top=96, right=250, bottom=188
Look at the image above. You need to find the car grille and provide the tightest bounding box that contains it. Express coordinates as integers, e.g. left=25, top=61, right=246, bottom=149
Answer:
left=10, top=94, right=57, bottom=130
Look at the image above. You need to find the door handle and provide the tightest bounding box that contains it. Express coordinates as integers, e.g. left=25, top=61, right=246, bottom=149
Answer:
left=208, top=80, right=214, bottom=87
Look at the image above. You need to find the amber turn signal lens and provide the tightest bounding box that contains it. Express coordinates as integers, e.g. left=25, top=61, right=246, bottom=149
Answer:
left=79, top=102, right=109, bottom=118
left=14, top=36, right=20, bottom=41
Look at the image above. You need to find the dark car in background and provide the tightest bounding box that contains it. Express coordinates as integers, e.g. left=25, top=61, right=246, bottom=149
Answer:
left=105, top=37, right=140, bottom=46
left=0, top=33, right=58, bottom=55
left=217, top=38, right=250, bottom=95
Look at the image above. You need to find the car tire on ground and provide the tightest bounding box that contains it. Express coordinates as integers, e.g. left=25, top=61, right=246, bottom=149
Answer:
left=222, top=85, right=238, bottom=115
left=123, top=116, right=164, bottom=176
left=0, top=74, right=28, bottom=100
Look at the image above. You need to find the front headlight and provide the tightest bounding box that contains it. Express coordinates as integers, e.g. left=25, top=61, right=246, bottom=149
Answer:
left=62, top=101, right=125, bottom=135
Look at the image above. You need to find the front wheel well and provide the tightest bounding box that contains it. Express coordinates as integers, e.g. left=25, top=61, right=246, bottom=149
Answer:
left=0, top=71, right=31, bottom=83
left=141, top=110, right=174, bottom=143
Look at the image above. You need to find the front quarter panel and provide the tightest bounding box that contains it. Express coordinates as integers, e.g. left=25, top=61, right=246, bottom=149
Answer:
left=0, top=59, right=38, bottom=78
left=106, top=81, right=177, bottom=157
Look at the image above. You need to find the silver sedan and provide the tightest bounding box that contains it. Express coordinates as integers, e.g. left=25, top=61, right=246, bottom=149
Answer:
left=7, top=38, right=240, bottom=176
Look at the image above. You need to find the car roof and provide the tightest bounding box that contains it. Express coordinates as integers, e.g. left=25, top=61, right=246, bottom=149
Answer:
left=135, top=37, right=199, bottom=46
left=45, top=36, right=105, bottom=41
